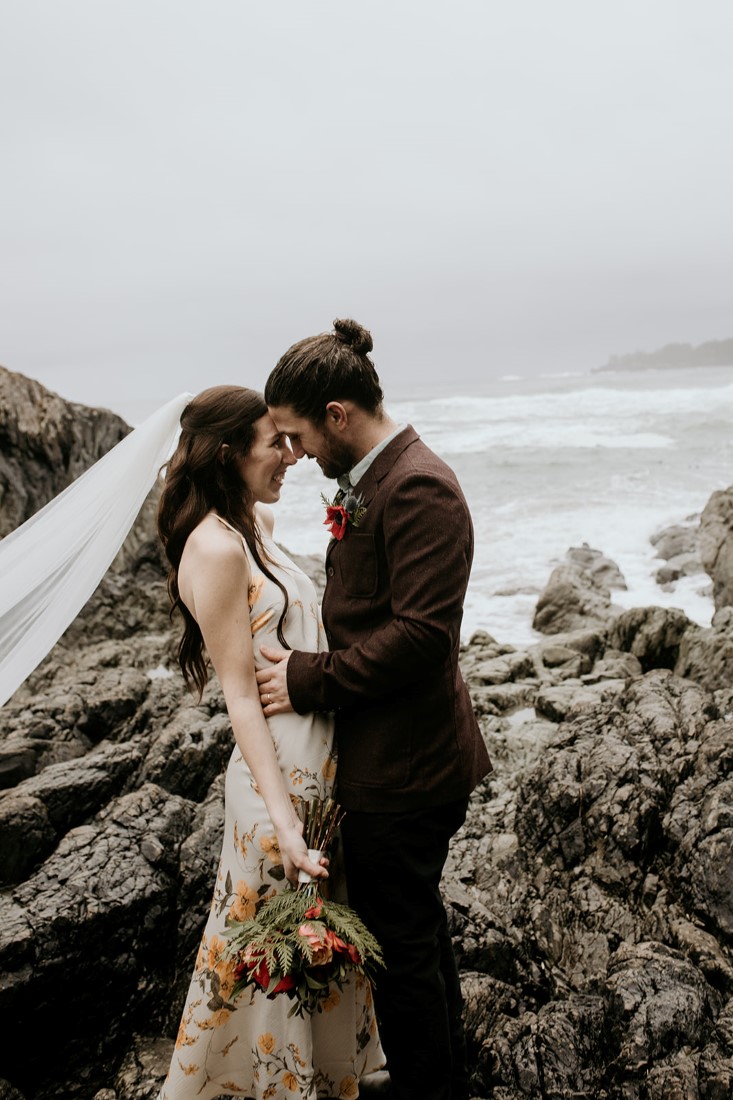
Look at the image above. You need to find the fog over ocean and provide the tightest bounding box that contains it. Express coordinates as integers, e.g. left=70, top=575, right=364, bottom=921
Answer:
left=264, top=366, right=733, bottom=645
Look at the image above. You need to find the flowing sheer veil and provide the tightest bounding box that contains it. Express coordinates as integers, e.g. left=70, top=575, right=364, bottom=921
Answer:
left=0, top=392, right=192, bottom=707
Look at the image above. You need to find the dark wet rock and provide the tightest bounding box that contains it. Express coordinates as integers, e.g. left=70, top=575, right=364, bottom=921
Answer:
left=0, top=365, right=129, bottom=537
left=0, top=744, right=37, bottom=789
left=0, top=741, right=143, bottom=883
left=538, top=628, right=607, bottom=664
left=0, top=791, right=54, bottom=884
left=581, top=648, right=643, bottom=684
left=608, top=605, right=692, bottom=671
left=700, top=486, right=733, bottom=610
left=533, top=545, right=625, bottom=635
left=0, top=1082, right=27, bottom=1100
left=444, top=671, right=733, bottom=1098
left=112, top=1035, right=172, bottom=1100
left=534, top=678, right=627, bottom=722
left=0, top=783, right=197, bottom=1099
left=470, top=681, right=539, bottom=716
left=540, top=643, right=589, bottom=670
left=606, top=941, right=717, bottom=1071
left=676, top=620, right=733, bottom=694
left=467, top=651, right=536, bottom=687
left=140, top=708, right=233, bottom=801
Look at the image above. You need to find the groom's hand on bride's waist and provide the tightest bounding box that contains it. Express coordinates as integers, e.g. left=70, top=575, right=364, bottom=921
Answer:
left=257, top=646, right=294, bottom=715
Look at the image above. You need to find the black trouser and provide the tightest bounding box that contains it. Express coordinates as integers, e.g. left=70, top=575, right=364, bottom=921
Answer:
left=340, top=797, right=469, bottom=1100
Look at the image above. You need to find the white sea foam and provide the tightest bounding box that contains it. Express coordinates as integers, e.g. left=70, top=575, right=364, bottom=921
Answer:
left=273, top=366, right=733, bottom=645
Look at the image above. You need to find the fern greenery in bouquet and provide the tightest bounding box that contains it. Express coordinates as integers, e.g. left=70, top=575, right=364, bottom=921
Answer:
left=223, top=796, right=383, bottom=1017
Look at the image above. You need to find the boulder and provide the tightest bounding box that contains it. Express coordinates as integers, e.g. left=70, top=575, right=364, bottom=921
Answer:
left=0, top=784, right=197, bottom=1099
left=534, top=679, right=626, bottom=722
left=605, top=941, right=717, bottom=1072
left=533, top=545, right=624, bottom=635
left=566, top=543, right=627, bottom=590
left=700, top=486, right=733, bottom=610
left=0, top=365, right=129, bottom=537
left=607, top=606, right=692, bottom=672
left=650, top=521, right=699, bottom=563
left=656, top=552, right=705, bottom=586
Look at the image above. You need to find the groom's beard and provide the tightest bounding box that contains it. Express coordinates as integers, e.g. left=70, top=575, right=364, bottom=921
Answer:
left=314, top=436, right=359, bottom=481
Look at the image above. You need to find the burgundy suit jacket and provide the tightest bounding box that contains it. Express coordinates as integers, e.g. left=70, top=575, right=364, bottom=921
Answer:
left=287, top=426, right=492, bottom=812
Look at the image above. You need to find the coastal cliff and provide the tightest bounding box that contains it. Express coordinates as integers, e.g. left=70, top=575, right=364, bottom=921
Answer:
left=2, top=370, right=733, bottom=1099
left=597, top=337, right=733, bottom=373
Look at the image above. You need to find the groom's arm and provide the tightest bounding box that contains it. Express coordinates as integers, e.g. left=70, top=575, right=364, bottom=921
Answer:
left=286, top=468, right=473, bottom=714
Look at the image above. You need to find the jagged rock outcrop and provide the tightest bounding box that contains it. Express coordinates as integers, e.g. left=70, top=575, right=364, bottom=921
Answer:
left=700, top=485, right=733, bottom=610
left=0, top=365, right=129, bottom=537
left=446, top=671, right=733, bottom=1099
left=533, top=544, right=626, bottom=635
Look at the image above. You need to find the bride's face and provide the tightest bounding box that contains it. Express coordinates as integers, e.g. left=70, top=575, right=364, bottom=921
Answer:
left=236, top=414, right=296, bottom=504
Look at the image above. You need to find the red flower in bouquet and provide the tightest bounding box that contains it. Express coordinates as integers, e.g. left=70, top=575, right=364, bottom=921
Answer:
left=223, top=796, right=383, bottom=1017
left=327, top=930, right=362, bottom=965
left=238, top=945, right=296, bottom=995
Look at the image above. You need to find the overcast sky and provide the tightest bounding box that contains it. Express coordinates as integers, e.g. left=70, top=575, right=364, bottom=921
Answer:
left=1, top=0, right=731, bottom=413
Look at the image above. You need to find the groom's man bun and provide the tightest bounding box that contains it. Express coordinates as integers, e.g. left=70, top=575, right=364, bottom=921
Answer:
left=265, top=318, right=383, bottom=423
left=332, top=318, right=373, bottom=356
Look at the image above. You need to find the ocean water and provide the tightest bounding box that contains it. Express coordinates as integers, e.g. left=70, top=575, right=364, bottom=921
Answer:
left=266, top=367, right=733, bottom=646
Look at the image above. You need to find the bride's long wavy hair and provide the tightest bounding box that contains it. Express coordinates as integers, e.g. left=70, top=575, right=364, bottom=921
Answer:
left=157, top=386, right=290, bottom=697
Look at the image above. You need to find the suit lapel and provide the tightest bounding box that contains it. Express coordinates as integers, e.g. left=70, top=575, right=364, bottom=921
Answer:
left=324, top=426, right=419, bottom=563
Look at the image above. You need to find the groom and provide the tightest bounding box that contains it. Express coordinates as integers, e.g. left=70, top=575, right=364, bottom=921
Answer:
left=257, top=319, right=492, bottom=1100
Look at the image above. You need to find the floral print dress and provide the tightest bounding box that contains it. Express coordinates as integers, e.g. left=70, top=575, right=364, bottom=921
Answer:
left=160, top=523, right=383, bottom=1100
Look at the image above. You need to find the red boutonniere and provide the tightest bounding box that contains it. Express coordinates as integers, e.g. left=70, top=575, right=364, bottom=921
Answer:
left=321, top=490, right=367, bottom=541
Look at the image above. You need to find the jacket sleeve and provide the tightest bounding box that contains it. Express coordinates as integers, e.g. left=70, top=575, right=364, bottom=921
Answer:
left=287, top=469, right=473, bottom=714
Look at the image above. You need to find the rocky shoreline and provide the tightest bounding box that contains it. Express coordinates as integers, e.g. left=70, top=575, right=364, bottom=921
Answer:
left=2, top=365, right=733, bottom=1099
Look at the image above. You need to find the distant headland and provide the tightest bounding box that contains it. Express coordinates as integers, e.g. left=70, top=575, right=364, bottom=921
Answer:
left=596, top=337, right=733, bottom=372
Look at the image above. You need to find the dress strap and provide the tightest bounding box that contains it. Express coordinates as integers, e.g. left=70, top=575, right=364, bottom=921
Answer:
left=213, top=514, right=253, bottom=559
left=214, top=514, right=243, bottom=540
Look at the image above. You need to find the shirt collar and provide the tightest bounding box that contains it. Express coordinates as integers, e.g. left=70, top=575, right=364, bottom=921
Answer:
left=337, top=424, right=403, bottom=491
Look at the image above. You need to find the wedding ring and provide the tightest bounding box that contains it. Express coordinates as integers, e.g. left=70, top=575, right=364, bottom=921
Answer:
left=267, top=693, right=272, bottom=705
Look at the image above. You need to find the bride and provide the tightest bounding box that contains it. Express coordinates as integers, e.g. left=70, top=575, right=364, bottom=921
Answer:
left=155, top=386, right=383, bottom=1099
left=0, top=382, right=383, bottom=1099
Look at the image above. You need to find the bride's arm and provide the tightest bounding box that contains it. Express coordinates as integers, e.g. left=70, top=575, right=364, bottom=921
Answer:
left=182, top=528, right=325, bottom=885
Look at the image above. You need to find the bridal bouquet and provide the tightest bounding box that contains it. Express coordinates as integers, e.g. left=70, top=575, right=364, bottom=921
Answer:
left=223, top=796, right=383, bottom=1017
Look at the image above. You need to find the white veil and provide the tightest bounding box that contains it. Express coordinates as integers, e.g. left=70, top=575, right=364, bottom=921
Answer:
left=0, top=392, right=192, bottom=708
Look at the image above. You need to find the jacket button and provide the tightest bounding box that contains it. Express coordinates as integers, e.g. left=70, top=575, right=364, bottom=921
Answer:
left=327, top=566, right=335, bottom=577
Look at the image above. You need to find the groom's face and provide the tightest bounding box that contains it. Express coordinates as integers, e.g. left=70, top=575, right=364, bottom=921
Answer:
left=268, top=406, right=357, bottom=480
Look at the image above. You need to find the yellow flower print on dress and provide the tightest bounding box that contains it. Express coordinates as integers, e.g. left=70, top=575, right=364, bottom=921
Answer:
left=201, top=933, right=240, bottom=1003
left=251, top=608, right=274, bottom=634
left=340, top=1074, right=359, bottom=1099
left=228, top=879, right=259, bottom=922
left=321, top=987, right=341, bottom=1012
left=282, top=1071, right=299, bottom=1092
left=259, top=833, right=282, bottom=865
left=321, top=753, right=337, bottom=783
left=258, top=1033, right=276, bottom=1055
left=247, top=575, right=265, bottom=609
left=197, top=1007, right=232, bottom=1031
left=204, top=933, right=228, bottom=972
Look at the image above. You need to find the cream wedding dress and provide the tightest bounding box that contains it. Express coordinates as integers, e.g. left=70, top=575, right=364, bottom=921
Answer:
left=160, top=522, right=383, bottom=1100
